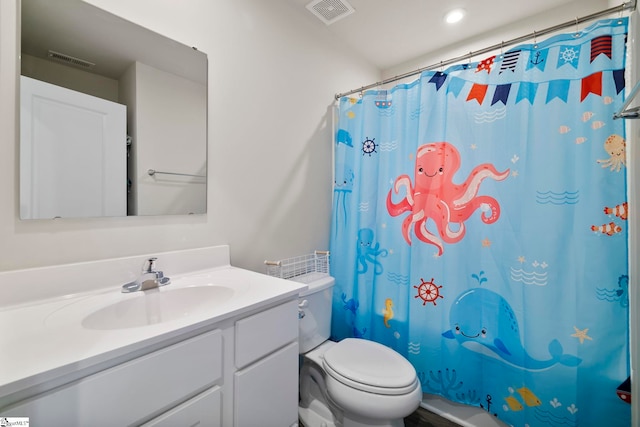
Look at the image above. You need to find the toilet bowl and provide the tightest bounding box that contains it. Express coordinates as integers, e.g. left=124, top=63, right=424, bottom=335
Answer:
left=297, top=275, right=421, bottom=427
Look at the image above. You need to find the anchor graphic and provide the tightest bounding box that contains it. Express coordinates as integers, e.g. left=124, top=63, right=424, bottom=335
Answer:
left=530, top=51, right=544, bottom=66
left=480, top=394, right=498, bottom=418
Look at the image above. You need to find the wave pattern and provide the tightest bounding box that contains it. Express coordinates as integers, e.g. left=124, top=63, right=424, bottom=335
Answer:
left=410, top=105, right=424, bottom=120
left=474, top=106, right=507, bottom=123
left=387, top=271, right=410, bottom=286
left=534, top=407, right=577, bottom=427
left=510, top=267, right=548, bottom=286
left=378, top=104, right=396, bottom=117
left=379, top=140, right=399, bottom=152
left=408, top=342, right=421, bottom=355
left=536, top=190, right=579, bottom=205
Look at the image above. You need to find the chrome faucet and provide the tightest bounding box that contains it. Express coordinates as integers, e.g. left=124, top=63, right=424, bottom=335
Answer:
left=121, top=257, right=171, bottom=293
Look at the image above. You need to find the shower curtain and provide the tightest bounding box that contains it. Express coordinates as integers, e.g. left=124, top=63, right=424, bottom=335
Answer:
left=330, top=18, right=630, bottom=427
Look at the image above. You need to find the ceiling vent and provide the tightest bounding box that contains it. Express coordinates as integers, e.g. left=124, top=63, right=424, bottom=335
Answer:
left=47, top=50, right=95, bottom=69
left=306, top=0, right=355, bottom=26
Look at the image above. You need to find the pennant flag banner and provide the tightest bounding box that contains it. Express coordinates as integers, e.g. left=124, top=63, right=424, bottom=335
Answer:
left=428, top=69, right=622, bottom=106
left=407, top=18, right=627, bottom=107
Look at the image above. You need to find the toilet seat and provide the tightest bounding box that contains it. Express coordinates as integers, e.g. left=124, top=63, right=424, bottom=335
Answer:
left=322, top=338, right=419, bottom=395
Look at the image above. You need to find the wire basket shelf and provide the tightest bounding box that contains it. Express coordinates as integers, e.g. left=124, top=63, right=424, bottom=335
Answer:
left=264, top=251, right=330, bottom=283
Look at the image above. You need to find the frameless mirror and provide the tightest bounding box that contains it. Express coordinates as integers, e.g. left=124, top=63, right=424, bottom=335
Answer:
left=19, top=0, right=207, bottom=219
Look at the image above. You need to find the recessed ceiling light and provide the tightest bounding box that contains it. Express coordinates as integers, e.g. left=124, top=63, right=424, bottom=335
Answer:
left=444, top=8, right=465, bottom=24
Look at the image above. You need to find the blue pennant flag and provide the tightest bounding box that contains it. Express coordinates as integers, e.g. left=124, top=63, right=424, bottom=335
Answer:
left=613, top=69, right=626, bottom=94
left=546, top=79, right=571, bottom=103
left=516, top=81, right=538, bottom=104
left=447, top=77, right=466, bottom=98
left=491, top=84, right=512, bottom=106
left=428, top=72, right=448, bottom=91
left=557, top=45, right=580, bottom=69
left=526, top=48, right=548, bottom=71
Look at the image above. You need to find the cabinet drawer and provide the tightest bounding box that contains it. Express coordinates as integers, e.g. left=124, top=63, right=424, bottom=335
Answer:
left=235, top=300, right=298, bottom=369
left=143, top=386, right=221, bottom=427
left=5, top=329, right=223, bottom=426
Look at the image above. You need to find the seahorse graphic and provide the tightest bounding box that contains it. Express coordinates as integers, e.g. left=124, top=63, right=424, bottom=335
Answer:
left=383, top=298, right=394, bottom=327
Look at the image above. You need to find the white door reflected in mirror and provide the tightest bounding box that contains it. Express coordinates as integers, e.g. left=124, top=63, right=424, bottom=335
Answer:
left=20, top=76, right=127, bottom=219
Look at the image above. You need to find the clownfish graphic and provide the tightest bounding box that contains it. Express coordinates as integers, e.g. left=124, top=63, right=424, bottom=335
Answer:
left=591, top=222, right=622, bottom=236
left=604, top=202, right=628, bottom=221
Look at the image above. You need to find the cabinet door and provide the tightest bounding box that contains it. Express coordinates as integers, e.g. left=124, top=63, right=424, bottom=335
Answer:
left=234, top=342, right=298, bottom=427
left=142, top=386, right=221, bottom=427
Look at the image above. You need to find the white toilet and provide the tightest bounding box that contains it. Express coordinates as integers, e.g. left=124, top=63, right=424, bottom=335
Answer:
left=297, top=275, right=422, bottom=427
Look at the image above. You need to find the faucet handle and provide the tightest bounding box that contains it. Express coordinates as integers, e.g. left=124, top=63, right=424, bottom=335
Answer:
left=143, top=257, right=158, bottom=273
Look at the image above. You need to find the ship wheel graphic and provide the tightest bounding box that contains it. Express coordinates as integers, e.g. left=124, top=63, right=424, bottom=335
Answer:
left=362, top=137, right=377, bottom=156
left=414, top=278, right=443, bottom=306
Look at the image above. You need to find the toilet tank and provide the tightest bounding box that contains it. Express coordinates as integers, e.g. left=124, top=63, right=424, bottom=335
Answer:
left=298, top=275, right=335, bottom=353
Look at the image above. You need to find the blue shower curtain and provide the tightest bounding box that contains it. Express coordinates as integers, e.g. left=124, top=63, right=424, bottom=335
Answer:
left=330, top=19, right=630, bottom=427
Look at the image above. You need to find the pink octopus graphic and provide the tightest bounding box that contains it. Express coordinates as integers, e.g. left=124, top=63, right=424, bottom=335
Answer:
left=387, top=142, right=510, bottom=256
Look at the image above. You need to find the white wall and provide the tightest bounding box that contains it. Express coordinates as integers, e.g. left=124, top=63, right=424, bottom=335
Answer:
left=130, top=62, right=207, bottom=216
left=21, top=53, right=120, bottom=102
left=382, top=0, right=612, bottom=83
left=0, top=0, right=379, bottom=274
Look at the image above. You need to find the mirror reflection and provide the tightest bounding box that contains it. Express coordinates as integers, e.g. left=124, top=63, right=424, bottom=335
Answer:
left=20, top=0, right=207, bottom=219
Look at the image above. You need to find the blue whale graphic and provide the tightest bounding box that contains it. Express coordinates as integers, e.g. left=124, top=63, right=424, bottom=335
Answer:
left=442, top=288, right=581, bottom=370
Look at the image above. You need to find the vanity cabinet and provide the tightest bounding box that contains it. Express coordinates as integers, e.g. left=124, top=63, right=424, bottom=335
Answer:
left=2, top=300, right=300, bottom=427
left=234, top=300, right=299, bottom=426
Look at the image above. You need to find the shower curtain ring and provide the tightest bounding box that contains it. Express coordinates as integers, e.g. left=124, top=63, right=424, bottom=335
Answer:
left=533, top=30, right=538, bottom=49
left=618, top=6, right=624, bottom=24
left=574, top=16, right=580, bottom=37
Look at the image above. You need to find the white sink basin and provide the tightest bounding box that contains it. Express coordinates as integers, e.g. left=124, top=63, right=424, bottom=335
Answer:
left=83, top=286, right=234, bottom=330
left=46, top=285, right=235, bottom=330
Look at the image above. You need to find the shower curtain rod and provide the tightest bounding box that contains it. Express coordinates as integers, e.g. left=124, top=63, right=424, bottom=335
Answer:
left=334, top=2, right=636, bottom=100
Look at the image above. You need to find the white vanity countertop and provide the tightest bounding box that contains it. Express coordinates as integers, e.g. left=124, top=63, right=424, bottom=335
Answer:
left=0, top=263, right=306, bottom=403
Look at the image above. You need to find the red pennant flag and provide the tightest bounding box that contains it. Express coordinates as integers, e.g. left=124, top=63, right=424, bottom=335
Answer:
left=581, top=72, right=602, bottom=101
left=467, top=84, right=489, bottom=104
left=476, top=56, right=496, bottom=73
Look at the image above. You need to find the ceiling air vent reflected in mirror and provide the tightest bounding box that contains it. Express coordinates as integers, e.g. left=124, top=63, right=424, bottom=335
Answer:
left=306, top=0, right=355, bottom=26
left=47, top=50, right=95, bottom=69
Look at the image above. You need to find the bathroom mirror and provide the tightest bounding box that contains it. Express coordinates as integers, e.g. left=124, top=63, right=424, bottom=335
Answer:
left=19, top=0, right=208, bottom=219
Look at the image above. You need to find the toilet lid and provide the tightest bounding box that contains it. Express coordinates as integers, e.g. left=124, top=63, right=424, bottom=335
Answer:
left=322, top=338, right=418, bottom=395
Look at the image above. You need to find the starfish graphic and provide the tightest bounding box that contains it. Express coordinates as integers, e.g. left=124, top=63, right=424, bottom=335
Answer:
left=571, top=326, right=593, bottom=344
